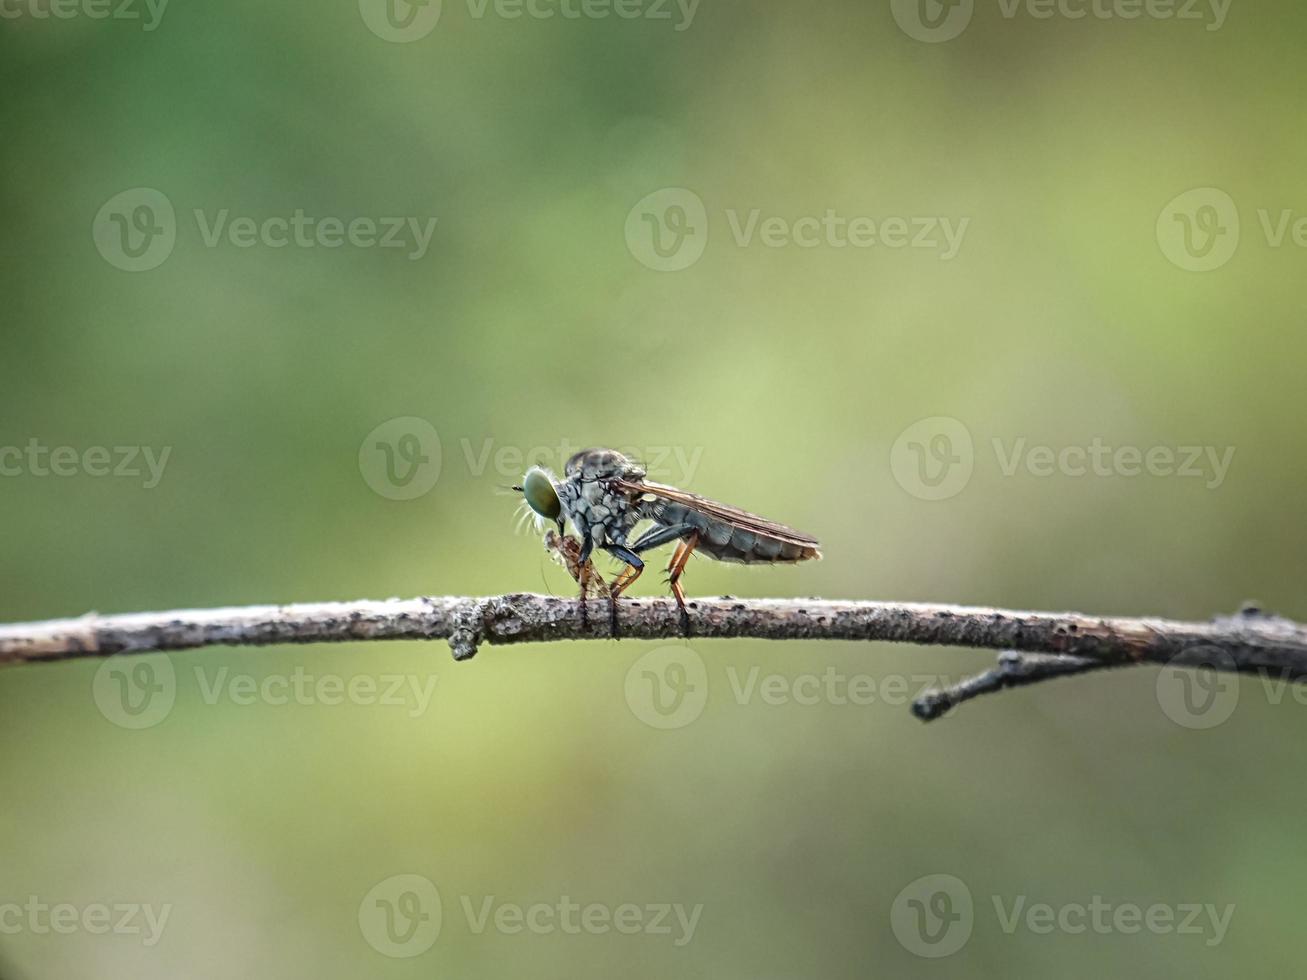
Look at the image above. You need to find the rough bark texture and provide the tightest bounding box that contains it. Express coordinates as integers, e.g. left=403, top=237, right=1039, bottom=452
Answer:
left=1, top=595, right=1302, bottom=672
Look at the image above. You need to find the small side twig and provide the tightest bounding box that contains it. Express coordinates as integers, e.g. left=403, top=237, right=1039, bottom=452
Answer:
left=912, top=651, right=1119, bottom=722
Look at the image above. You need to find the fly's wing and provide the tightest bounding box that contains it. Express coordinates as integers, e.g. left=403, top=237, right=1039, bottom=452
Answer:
left=615, top=478, right=820, bottom=550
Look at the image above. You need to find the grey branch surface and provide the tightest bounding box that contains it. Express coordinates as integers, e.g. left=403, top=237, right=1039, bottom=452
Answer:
left=1, top=595, right=1304, bottom=719
left=910, top=651, right=1122, bottom=721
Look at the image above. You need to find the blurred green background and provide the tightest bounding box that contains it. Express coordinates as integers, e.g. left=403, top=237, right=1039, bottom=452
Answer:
left=3, top=0, right=1306, bottom=976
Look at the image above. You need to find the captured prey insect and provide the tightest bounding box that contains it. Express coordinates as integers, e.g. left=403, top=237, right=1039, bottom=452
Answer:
left=513, top=448, right=821, bottom=634
left=543, top=529, right=610, bottom=600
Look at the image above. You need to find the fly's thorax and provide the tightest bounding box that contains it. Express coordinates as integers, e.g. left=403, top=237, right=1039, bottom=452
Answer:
left=559, top=474, right=639, bottom=547
left=564, top=448, right=646, bottom=483
left=556, top=480, right=588, bottom=535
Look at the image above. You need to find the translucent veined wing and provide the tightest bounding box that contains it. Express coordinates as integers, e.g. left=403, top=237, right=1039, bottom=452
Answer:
left=614, top=478, right=820, bottom=550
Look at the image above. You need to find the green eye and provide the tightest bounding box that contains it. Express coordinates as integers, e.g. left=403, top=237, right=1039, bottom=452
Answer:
left=521, top=466, right=561, bottom=522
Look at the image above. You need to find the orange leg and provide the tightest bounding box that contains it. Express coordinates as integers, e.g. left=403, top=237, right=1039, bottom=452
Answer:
left=576, top=561, right=593, bottom=631
left=667, top=533, right=699, bottom=634
left=610, top=562, right=644, bottom=598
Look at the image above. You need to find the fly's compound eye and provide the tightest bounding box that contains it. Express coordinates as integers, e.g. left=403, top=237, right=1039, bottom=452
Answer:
left=521, top=466, right=561, bottom=522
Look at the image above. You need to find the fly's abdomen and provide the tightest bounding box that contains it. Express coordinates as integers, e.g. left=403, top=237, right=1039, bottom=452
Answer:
left=696, top=518, right=819, bottom=563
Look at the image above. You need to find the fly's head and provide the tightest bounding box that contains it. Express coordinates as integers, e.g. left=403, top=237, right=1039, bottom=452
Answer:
left=511, top=465, right=565, bottom=537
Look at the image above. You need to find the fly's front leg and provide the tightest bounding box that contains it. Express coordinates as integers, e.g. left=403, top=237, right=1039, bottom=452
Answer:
left=576, top=534, right=595, bottom=631
left=603, top=545, right=644, bottom=639
left=667, top=532, right=699, bottom=637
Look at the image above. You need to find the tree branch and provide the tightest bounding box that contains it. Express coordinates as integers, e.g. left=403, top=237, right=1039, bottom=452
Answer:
left=1, top=596, right=1300, bottom=722
left=2, top=593, right=1304, bottom=711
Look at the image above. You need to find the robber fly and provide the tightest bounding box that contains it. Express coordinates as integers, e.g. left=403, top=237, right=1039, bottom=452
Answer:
left=514, top=448, right=821, bottom=633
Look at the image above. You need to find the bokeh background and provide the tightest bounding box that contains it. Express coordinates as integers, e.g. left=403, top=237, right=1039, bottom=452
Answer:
left=3, top=0, right=1306, bottom=976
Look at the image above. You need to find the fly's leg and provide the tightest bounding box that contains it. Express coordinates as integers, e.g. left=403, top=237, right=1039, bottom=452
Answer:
left=631, top=522, right=695, bottom=555
left=631, top=523, right=698, bottom=635
left=576, top=535, right=596, bottom=632
left=608, top=550, right=645, bottom=597
left=667, top=532, right=699, bottom=637
left=603, top=545, right=644, bottom=639
left=593, top=524, right=693, bottom=637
